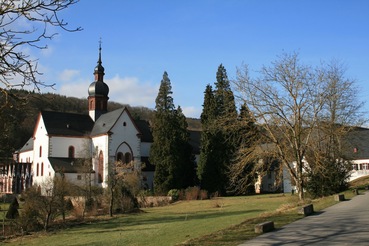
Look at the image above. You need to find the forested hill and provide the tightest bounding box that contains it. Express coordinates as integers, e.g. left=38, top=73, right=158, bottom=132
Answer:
left=0, top=89, right=201, bottom=157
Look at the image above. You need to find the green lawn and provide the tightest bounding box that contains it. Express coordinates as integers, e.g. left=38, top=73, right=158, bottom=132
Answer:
left=3, top=191, right=356, bottom=246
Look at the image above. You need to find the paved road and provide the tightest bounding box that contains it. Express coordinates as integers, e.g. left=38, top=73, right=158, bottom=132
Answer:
left=241, top=191, right=369, bottom=245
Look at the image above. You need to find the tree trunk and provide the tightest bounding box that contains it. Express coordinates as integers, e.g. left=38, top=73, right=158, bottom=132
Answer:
left=109, top=186, right=114, bottom=217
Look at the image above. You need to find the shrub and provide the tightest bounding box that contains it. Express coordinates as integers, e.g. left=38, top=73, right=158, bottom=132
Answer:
left=199, top=189, right=208, bottom=200
left=185, top=187, right=200, bottom=200
left=6, top=197, right=19, bottom=219
left=167, top=189, right=180, bottom=201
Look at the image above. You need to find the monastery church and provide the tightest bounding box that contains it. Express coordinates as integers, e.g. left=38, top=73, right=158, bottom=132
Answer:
left=14, top=46, right=167, bottom=192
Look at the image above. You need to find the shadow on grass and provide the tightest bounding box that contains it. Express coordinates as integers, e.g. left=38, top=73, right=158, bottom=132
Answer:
left=77, top=209, right=265, bottom=232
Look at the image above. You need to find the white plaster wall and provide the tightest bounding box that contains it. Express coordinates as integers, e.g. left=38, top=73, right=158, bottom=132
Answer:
left=19, top=150, right=33, bottom=163
left=140, top=142, right=151, bottom=157
left=349, top=159, right=369, bottom=181
left=49, top=137, right=91, bottom=157
left=63, top=172, right=95, bottom=187
left=283, top=167, right=293, bottom=193
left=33, top=116, right=51, bottom=186
left=92, top=134, right=109, bottom=187
left=109, top=110, right=141, bottom=161
left=33, top=158, right=54, bottom=186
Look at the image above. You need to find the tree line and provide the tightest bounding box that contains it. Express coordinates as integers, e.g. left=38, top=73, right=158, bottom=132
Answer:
left=150, top=54, right=364, bottom=200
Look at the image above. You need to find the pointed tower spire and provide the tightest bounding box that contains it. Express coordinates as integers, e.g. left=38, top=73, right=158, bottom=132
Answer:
left=94, top=39, right=105, bottom=82
left=88, top=39, right=109, bottom=121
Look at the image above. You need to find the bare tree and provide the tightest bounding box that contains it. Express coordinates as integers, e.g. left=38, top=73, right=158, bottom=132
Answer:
left=304, top=60, right=366, bottom=196
left=233, top=52, right=326, bottom=200
left=0, top=0, right=81, bottom=110
left=232, top=53, right=366, bottom=200
left=107, top=160, right=142, bottom=217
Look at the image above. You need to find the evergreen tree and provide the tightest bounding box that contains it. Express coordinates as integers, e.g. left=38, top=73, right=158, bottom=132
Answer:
left=214, top=64, right=237, bottom=118
left=173, top=106, right=196, bottom=189
left=197, top=85, right=223, bottom=194
left=198, top=65, right=238, bottom=195
left=229, top=103, right=259, bottom=194
left=150, top=72, right=195, bottom=194
left=6, top=197, right=19, bottom=219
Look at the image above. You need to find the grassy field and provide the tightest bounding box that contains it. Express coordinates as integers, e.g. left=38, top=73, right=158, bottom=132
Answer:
left=2, top=189, right=358, bottom=246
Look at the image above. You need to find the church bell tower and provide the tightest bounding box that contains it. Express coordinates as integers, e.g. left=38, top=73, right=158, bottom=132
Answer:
left=88, top=42, right=109, bottom=121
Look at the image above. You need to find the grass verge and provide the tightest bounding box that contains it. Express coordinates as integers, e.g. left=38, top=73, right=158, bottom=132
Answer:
left=2, top=190, right=359, bottom=246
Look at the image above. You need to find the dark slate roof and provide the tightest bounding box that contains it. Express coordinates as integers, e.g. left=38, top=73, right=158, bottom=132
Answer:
left=135, top=120, right=153, bottom=142
left=343, top=127, right=369, bottom=160
left=49, top=157, right=93, bottom=173
left=90, top=107, right=125, bottom=136
left=41, top=111, right=94, bottom=136
left=189, top=130, right=201, bottom=155
left=19, top=137, right=34, bottom=152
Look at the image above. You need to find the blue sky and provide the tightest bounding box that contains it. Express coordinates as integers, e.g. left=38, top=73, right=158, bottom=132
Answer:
left=33, top=0, right=369, bottom=118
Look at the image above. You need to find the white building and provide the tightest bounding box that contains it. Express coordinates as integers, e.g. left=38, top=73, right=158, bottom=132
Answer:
left=17, top=46, right=201, bottom=191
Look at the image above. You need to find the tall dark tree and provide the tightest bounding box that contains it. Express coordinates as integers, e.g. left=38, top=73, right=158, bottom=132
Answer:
left=200, top=65, right=238, bottom=195
left=228, top=103, right=259, bottom=194
left=150, top=72, right=195, bottom=194
left=197, top=85, right=223, bottom=194
left=214, top=64, right=237, bottom=118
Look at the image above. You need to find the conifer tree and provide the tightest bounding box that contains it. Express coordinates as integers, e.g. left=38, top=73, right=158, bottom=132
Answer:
left=214, top=64, right=237, bottom=118
left=150, top=72, right=195, bottom=194
left=198, top=65, right=238, bottom=195
left=197, top=85, right=222, bottom=193
left=228, top=103, right=259, bottom=194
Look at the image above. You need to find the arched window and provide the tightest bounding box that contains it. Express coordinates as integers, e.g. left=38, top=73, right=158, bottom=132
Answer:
left=68, top=146, right=75, bottom=158
left=41, top=163, right=44, bottom=176
left=39, top=146, right=42, bottom=157
left=124, top=152, right=132, bottom=164
left=36, top=163, right=39, bottom=176
left=116, top=152, right=123, bottom=162
left=98, top=151, right=104, bottom=183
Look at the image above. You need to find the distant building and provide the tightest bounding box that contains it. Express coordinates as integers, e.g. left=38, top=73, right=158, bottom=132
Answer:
left=0, top=158, right=32, bottom=194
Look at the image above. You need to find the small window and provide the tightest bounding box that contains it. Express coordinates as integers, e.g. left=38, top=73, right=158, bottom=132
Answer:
left=41, top=162, right=44, bottom=176
left=68, top=146, right=75, bottom=158
left=123, top=122, right=127, bottom=126
left=117, top=152, right=123, bottom=162
left=124, top=152, right=132, bottom=164
left=39, top=146, right=42, bottom=157
left=36, top=163, right=39, bottom=176
left=77, top=175, right=82, bottom=180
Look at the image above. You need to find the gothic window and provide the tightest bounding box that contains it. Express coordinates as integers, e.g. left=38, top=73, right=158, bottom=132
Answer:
left=124, top=152, right=132, bottom=164
left=98, top=151, right=104, bottom=183
left=68, top=146, right=75, bottom=158
left=39, top=146, right=42, bottom=157
left=116, top=152, right=123, bottom=162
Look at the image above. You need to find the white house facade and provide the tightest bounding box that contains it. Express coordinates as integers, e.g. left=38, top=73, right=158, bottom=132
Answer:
left=17, top=46, right=155, bottom=191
